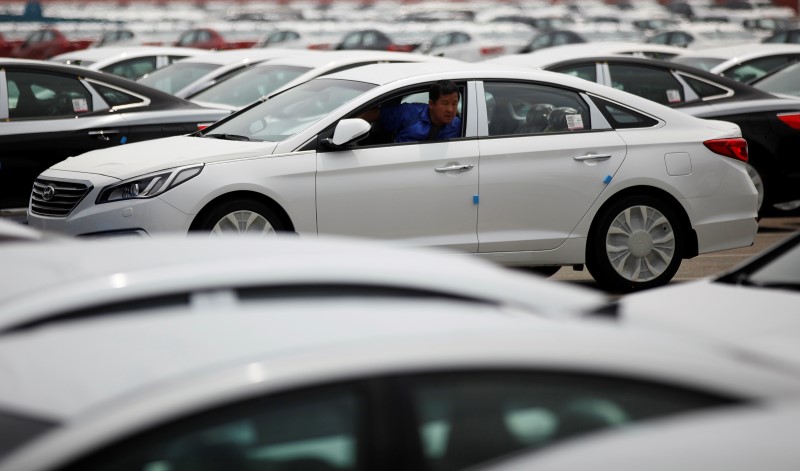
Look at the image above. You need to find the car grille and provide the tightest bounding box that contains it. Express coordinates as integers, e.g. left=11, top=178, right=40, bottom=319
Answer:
left=30, top=179, right=92, bottom=217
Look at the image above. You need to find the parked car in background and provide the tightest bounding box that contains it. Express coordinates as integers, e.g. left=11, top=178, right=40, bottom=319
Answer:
left=478, top=400, right=800, bottom=471
left=0, top=31, right=22, bottom=57
left=491, top=41, right=687, bottom=63
left=0, top=234, right=608, bottom=333
left=519, top=25, right=645, bottom=53
left=28, top=61, right=758, bottom=291
left=3, top=288, right=800, bottom=471
left=0, top=58, right=230, bottom=210
left=137, top=48, right=309, bottom=98
left=92, top=28, right=138, bottom=47
left=10, top=27, right=93, bottom=60
left=173, top=27, right=257, bottom=50
left=488, top=53, right=800, bottom=215
left=751, top=59, right=800, bottom=99
left=671, top=43, right=800, bottom=83
left=189, top=50, right=452, bottom=110
left=50, top=46, right=207, bottom=80
left=647, top=22, right=759, bottom=48
left=334, top=28, right=420, bottom=52
left=416, top=23, right=532, bottom=61
left=762, top=27, right=800, bottom=43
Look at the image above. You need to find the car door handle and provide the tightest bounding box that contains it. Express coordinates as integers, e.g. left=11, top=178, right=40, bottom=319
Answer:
left=573, top=153, right=612, bottom=162
left=435, top=164, right=474, bottom=173
left=88, top=130, right=120, bottom=141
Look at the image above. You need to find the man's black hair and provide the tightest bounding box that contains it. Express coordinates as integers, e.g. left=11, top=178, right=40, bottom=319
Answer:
left=430, top=80, right=459, bottom=102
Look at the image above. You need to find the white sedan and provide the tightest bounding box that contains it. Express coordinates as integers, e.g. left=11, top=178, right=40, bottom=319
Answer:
left=48, top=45, right=208, bottom=80
left=3, top=296, right=800, bottom=471
left=27, top=61, right=758, bottom=292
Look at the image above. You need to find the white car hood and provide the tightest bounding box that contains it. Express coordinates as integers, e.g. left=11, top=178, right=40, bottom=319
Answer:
left=49, top=136, right=279, bottom=180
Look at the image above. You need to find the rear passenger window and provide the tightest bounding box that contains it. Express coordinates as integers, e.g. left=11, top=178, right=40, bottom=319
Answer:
left=590, top=96, right=659, bottom=129
left=606, top=64, right=684, bottom=106
left=6, top=71, right=93, bottom=119
left=483, top=82, right=591, bottom=137
left=92, top=83, right=145, bottom=107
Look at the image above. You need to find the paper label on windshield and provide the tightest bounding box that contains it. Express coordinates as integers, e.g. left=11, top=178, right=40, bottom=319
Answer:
left=72, top=98, right=89, bottom=113
left=566, top=114, right=584, bottom=130
left=666, top=89, right=682, bottom=103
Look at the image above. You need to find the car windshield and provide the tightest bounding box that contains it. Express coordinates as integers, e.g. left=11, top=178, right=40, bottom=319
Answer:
left=137, top=62, right=219, bottom=94
left=191, top=64, right=312, bottom=108
left=205, top=78, right=375, bottom=142
left=753, top=62, right=800, bottom=97
left=0, top=409, right=58, bottom=460
left=671, top=56, right=726, bottom=71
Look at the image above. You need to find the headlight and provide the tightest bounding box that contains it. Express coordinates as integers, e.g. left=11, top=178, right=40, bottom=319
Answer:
left=96, top=164, right=203, bottom=204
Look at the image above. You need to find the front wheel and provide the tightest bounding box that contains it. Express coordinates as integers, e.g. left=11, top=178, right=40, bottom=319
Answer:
left=193, top=199, right=285, bottom=235
left=586, top=196, right=683, bottom=293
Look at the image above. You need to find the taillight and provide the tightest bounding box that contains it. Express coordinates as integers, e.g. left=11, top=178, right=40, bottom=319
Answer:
left=197, top=123, right=211, bottom=131
left=480, top=46, right=505, bottom=56
left=777, top=112, right=800, bottom=130
left=704, top=138, right=748, bottom=162
left=307, top=43, right=332, bottom=50
left=388, top=44, right=415, bottom=52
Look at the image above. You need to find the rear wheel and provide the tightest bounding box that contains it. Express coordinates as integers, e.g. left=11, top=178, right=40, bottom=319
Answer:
left=586, top=195, right=683, bottom=293
left=746, top=162, right=765, bottom=215
left=194, top=199, right=285, bottom=235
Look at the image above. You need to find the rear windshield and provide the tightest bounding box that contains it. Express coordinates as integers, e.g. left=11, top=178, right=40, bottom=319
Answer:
left=137, top=62, right=219, bottom=94
left=670, top=56, right=726, bottom=71
left=0, top=409, right=58, bottom=460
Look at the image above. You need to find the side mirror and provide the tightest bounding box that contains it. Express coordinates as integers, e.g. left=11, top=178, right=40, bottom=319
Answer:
left=324, top=118, right=371, bottom=148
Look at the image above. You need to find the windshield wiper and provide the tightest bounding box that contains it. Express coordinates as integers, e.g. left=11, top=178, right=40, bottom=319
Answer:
left=205, top=133, right=252, bottom=141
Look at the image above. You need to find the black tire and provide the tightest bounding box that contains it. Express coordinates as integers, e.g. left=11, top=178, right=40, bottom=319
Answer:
left=746, top=162, right=767, bottom=216
left=193, top=199, right=286, bottom=235
left=586, top=195, right=684, bottom=293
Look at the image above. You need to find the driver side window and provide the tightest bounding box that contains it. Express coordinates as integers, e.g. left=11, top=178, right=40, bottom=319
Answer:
left=7, top=71, right=93, bottom=120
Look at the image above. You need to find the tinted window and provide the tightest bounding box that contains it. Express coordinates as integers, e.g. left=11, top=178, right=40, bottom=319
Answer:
left=92, top=83, right=144, bottom=107
left=483, top=82, right=591, bottom=136
left=138, top=62, right=219, bottom=94
left=607, top=64, right=685, bottom=105
left=57, top=385, right=364, bottom=471
left=7, top=71, right=93, bottom=119
left=191, top=65, right=311, bottom=107
left=722, top=55, right=795, bottom=83
left=101, top=57, right=158, bottom=80
left=551, top=63, right=597, bottom=82
left=681, top=74, right=731, bottom=100
left=591, top=96, right=659, bottom=128
left=408, top=372, right=735, bottom=471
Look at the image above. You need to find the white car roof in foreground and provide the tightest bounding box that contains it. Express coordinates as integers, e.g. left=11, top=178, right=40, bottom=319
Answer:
left=0, top=235, right=605, bottom=332
left=482, top=400, right=800, bottom=471
left=4, top=300, right=800, bottom=471
left=49, top=45, right=207, bottom=64
left=251, top=49, right=455, bottom=69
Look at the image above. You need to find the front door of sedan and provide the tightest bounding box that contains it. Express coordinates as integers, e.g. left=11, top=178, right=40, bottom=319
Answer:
left=315, top=84, right=479, bottom=252
left=476, top=81, right=626, bottom=252
left=0, top=69, right=129, bottom=209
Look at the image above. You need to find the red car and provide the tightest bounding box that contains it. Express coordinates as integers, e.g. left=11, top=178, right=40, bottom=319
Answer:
left=10, top=27, right=92, bottom=60
left=174, top=28, right=256, bottom=50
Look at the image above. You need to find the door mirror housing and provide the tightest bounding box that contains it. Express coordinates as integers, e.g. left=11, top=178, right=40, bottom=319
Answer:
left=324, top=118, right=371, bottom=148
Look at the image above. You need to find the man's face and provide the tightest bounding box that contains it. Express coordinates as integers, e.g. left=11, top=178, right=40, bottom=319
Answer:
left=429, top=91, right=459, bottom=126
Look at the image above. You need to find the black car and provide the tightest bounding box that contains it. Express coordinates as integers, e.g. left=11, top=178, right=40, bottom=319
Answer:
left=493, top=54, right=800, bottom=215
left=0, top=58, right=230, bottom=210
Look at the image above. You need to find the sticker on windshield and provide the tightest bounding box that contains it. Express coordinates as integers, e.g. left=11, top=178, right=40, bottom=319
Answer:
left=666, top=89, right=682, bottom=103
left=72, top=98, right=89, bottom=113
left=566, top=114, right=584, bottom=130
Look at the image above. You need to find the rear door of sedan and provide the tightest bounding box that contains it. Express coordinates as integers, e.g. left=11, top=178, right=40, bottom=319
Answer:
left=476, top=80, right=627, bottom=252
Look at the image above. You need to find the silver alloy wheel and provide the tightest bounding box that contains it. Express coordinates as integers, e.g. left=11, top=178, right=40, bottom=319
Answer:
left=605, top=205, right=676, bottom=283
left=746, top=163, right=764, bottom=212
left=211, top=210, right=276, bottom=235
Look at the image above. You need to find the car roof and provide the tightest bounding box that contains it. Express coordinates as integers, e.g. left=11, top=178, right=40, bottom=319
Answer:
left=174, top=47, right=314, bottom=65
left=0, top=235, right=606, bottom=333
left=251, top=49, right=453, bottom=68
left=49, top=45, right=207, bottom=63
left=480, top=400, right=800, bottom=471
left=3, top=300, right=800, bottom=423
left=486, top=42, right=687, bottom=66
left=673, top=42, right=800, bottom=61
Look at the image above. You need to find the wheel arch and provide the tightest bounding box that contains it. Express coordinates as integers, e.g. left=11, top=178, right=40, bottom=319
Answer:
left=589, top=186, right=699, bottom=259
left=189, top=191, right=296, bottom=233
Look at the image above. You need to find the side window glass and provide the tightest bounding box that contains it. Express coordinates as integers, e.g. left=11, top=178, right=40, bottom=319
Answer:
left=58, top=385, right=364, bottom=471
left=551, top=64, right=597, bottom=82
left=681, top=74, right=730, bottom=100
left=607, top=64, right=684, bottom=106
left=409, top=372, right=735, bottom=471
left=7, top=71, right=92, bottom=119
left=102, top=57, right=158, bottom=80
left=353, top=82, right=465, bottom=146
left=590, top=96, right=659, bottom=128
left=92, top=83, right=144, bottom=107
left=722, top=56, right=790, bottom=83
left=483, top=81, right=590, bottom=137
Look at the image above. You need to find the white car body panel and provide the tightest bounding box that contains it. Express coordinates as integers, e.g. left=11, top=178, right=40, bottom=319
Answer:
left=3, top=304, right=800, bottom=471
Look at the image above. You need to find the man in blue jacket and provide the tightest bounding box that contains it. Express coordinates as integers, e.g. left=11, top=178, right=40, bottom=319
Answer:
left=361, top=80, right=462, bottom=143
